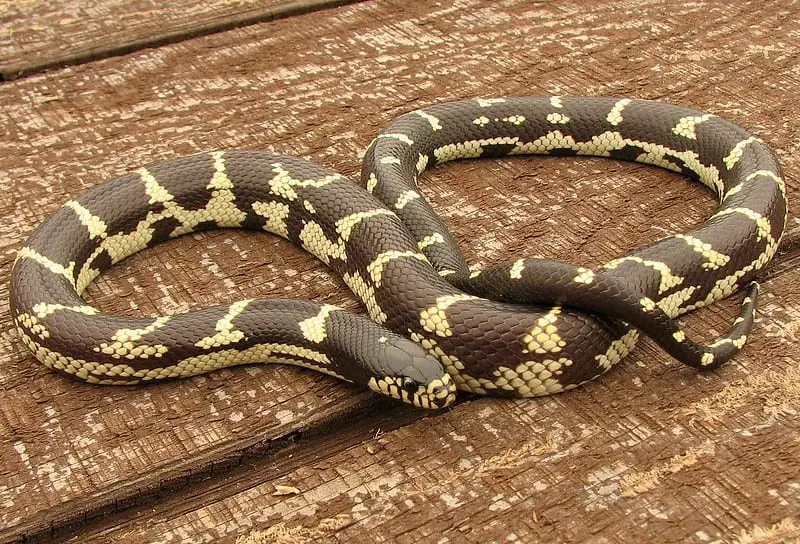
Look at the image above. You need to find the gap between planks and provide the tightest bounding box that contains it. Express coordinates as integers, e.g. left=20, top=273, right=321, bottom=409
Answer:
left=0, top=0, right=365, bottom=82
left=4, top=390, right=459, bottom=544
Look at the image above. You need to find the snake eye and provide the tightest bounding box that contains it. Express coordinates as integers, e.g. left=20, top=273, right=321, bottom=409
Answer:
left=401, top=377, right=418, bottom=394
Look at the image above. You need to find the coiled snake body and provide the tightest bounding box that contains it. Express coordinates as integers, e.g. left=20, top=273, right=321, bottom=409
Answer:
left=10, top=97, right=787, bottom=409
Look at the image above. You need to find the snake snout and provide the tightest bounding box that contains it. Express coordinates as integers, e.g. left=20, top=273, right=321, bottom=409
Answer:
left=427, top=374, right=457, bottom=409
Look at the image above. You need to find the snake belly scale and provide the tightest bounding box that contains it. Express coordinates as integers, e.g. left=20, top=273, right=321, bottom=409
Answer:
left=10, top=97, right=787, bottom=409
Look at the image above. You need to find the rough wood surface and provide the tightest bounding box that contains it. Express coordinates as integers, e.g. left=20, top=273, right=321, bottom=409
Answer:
left=0, top=0, right=363, bottom=80
left=1, top=0, right=798, bottom=542
left=78, top=265, right=800, bottom=543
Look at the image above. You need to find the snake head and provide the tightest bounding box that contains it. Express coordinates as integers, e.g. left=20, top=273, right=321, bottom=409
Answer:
left=365, top=336, right=457, bottom=409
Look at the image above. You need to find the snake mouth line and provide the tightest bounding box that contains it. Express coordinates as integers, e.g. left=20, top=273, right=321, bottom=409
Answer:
left=367, top=373, right=456, bottom=409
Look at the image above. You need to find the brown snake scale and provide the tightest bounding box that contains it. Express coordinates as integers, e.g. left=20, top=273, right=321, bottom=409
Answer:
left=10, top=97, right=788, bottom=409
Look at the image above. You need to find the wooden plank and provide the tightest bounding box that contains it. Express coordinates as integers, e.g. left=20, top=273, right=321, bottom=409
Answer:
left=1, top=0, right=798, bottom=542
left=59, top=227, right=800, bottom=543
left=81, top=267, right=800, bottom=544
left=70, top=214, right=800, bottom=541
left=0, top=0, right=363, bottom=81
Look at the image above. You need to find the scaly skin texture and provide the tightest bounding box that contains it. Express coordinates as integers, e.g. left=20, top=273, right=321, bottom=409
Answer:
left=10, top=97, right=787, bottom=406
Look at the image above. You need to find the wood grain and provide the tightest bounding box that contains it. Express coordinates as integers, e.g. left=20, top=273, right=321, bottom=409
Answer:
left=1, top=0, right=798, bottom=542
left=78, top=266, right=800, bottom=543
left=0, top=0, right=363, bottom=80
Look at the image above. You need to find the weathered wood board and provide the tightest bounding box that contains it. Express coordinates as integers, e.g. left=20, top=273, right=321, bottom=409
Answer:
left=0, top=0, right=362, bottom=80
left=1, top=0, right=798, bottom=542
left=69, top=264, right=800, bottom=543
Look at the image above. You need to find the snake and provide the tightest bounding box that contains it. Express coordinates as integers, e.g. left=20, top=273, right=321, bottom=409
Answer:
left=9, top=97, right=787, bottom=409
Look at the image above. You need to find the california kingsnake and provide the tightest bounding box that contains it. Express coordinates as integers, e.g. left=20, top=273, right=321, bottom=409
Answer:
left=10, top=97, right=787, bottom=409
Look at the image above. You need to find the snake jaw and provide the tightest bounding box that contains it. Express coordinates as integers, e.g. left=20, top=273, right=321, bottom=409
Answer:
left=366, top=372, right=456, bottom=409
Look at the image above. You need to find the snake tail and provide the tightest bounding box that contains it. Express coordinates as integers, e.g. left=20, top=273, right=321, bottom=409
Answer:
left=453, top=260, right=759, bottom=368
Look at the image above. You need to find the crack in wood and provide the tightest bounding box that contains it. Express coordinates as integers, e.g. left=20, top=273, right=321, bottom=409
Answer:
left=18, top=394, right=463, bottom=544
left=0, top=0, right=366, bottom=82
